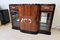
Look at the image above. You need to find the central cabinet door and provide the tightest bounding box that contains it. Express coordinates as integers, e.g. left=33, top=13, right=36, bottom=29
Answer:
left=19, top=5, right=40, bottom=34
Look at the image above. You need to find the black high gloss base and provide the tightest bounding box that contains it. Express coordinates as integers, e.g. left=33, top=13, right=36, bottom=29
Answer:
left=20, top=30, right=38, bottom=34
left=12, top=26, right=20, bottom=30
left=39, top=30, right=51, bottom=35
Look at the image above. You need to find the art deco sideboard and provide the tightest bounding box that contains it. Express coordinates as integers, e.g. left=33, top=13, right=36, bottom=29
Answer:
left=9, top=4, right=55, bottom=35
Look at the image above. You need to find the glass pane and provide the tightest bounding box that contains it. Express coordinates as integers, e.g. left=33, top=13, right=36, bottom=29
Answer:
left=40, top=12, right=52, bottom=31
left=13, top=18, right=19, bottom=27
left=40, top=12, right=47, bottom=23
left=11, top=11, right=19, bottom=28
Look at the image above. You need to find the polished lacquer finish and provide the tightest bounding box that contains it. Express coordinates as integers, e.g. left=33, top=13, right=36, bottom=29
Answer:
left=9, top=4, right=55, bottom=34
left=18, top=5, right=40, bottom=34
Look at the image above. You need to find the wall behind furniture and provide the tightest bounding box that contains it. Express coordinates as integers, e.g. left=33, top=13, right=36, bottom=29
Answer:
left=0, top=0, right=60, bottom=28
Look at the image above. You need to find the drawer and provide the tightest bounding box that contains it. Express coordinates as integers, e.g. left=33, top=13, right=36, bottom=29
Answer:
left=41, top=5, right=54, bottom=11
left=10, top=6, right=17, bottom=9
left=10, top=6, right=18, bottom=13
left=10, top=6, right=18, bottom=11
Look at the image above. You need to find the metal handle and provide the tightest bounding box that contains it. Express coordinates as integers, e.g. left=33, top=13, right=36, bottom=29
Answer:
left=21, top=18, right=32, bottom=23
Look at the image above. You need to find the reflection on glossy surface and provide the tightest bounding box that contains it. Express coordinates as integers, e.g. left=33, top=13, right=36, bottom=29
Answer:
left=40, top=12, right=51, bottom=31
left=11, top=11, right=19, bottom=28
left=13, top=18, right=19, bottom=27
left=40, top=12, right=47, bottom=23
left=40, top=23, right=49, bottom=30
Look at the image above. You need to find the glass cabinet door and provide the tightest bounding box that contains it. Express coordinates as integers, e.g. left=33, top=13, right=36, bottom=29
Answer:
left=40, top=12, right=52, bottom=31
left=11, top=10, right=19, bottom=29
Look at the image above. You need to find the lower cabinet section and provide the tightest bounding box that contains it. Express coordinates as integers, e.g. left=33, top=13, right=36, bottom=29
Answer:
left=9, top=4, right=55, bottom=35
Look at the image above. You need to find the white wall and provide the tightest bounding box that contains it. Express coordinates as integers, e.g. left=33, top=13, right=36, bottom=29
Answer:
left=0, top=0, right=60, bottom=28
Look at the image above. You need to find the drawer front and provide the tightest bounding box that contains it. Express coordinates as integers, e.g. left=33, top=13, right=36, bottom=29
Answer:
left=41, top=5, right=54, bottom=11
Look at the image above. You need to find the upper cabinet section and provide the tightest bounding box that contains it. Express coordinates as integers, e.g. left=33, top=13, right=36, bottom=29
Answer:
left=41, top=4, right=55, bottom=12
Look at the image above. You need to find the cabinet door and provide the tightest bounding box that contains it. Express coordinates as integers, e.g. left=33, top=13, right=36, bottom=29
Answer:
left=9, top=5, right=19, bottom=29
left=19, top=5, right=40, bottom=33
left=39, top=4, right=55, bottom=35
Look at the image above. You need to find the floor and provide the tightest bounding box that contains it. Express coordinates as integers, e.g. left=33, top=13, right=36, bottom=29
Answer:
left=0, top=23, right=60, bottom=40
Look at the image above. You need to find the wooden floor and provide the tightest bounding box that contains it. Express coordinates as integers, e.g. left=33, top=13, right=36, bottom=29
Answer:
left=0, top=23, right=60, bottom=40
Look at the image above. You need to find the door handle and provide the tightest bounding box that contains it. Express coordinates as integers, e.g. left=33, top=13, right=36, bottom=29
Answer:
left=21, top=18, right=32, bottom=23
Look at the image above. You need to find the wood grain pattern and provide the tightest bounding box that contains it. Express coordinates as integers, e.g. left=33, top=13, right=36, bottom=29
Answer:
left=18, top=5, right=40, bottom=32
left=9, top=4, right=55, bottom=34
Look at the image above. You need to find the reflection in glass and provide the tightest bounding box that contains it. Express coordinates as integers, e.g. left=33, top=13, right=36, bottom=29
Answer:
left=40, top=12, right=47, bottom=23
left=11, top=11, right=19, bottom=28
left=40, top=12, right=51, bottom=31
